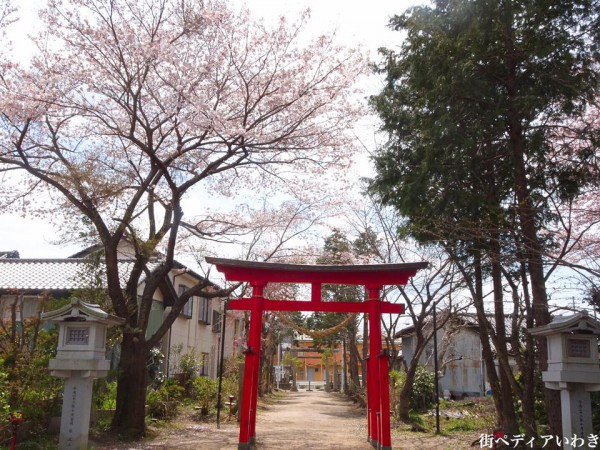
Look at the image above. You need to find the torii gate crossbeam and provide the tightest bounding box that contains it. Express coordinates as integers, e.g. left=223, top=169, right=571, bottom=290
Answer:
left=207, top=257, right=428, bottom=450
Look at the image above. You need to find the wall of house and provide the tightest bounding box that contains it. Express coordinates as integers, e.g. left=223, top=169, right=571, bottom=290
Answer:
left=0, top=294, right=41, bottom=322
left=164, top=272, right=244, bottom=380
left=439, top=329, right=484, bottom=397
left=402, top=328, right=485, bottom=397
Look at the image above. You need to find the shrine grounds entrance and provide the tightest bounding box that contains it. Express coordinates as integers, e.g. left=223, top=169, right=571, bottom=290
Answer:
left=207, top=257, right=428, bottom=450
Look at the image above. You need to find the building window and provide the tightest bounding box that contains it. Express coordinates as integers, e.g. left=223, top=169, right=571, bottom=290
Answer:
left=178, top=285, right=192, bottom=318
left=199, top=352, right=210, bottom=376
left=212, top=311, right=222, bottom=333
left=567, top=338, right=591, bottom=358
left=198, top=297, right=211, bottom=324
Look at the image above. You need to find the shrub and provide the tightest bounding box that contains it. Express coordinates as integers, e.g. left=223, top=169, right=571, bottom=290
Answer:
left=0, top=360, right=9, bottom=417
left=191, top=376, right=217, bottom=415
left=180, top=351, right=199, bottom=378
left=410, top=365, right=436, bottom=411
left=94, top=380, right=117, bottom=410
left=146, top=379, right=184, bottom=420
left=147, top=347, right=165, bottom=389
left=0, top=326, right=63, bottom=433
left=390, top=366, right=436, bottom=413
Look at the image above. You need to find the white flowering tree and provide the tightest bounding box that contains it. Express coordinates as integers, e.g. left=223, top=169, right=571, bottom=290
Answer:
left=0, top=0, right=366, bottom=437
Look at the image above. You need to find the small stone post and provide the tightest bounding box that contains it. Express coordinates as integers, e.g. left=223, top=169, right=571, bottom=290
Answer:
left=42, top=298, right=124, bottom=450
left=529, top=311, right=600, bottom=450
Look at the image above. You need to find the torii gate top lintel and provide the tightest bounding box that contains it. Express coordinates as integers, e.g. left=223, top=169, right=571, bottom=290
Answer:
left=205, top=256, right=428, bottom=286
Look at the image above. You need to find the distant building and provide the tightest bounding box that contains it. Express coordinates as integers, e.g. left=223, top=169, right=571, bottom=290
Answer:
left=396, top=314, right=487, bottom=397
left=287, top=333, right=398, bottom=389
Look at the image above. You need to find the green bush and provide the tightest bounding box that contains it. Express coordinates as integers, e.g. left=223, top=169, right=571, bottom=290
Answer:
left=180, top=351, right=199, bottom=378
left=0, top=360, right=9, bottom=417
left=94, top=380, right=117, bottom=410
left=220, top=374, right=238, bottom=399
left=146, top=379, right=185, bottom=420
left=0, top=326, right=63, bottom=433
left=191, top=376, right=217, bottom=414
left=411, top=366, right=436, bottom=411
left=390, top=366, right=436, bottom=413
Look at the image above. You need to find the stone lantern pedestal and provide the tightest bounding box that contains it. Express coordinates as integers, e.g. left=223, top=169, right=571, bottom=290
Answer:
left=42, top=298, right=124, bottom=450
left=529, top=311, right=600, bottom=449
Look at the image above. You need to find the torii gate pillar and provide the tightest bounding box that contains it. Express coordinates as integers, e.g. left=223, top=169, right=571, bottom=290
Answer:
left=238, top=283, right=264, bottom=448
left=207, top=257, right=428, bottom=450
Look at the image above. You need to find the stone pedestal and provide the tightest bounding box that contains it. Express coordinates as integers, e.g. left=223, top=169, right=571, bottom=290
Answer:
left=561, top=386, right=593, bottom=447
left=58, top=375, right=94, bottom=450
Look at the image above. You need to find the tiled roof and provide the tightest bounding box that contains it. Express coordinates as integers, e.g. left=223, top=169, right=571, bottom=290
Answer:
left=0, top=258, right=153, bottom=291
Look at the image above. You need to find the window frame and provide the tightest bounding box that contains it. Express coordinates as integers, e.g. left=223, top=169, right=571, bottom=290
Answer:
left=198, top=297, right=211, bottom=324
left=178, top=284, right=193, bottom=319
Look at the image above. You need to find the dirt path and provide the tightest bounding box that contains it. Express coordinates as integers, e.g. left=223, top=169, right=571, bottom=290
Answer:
left=254, top=390, right=368, bottom=449
left=91, top=390, right=482, bottom=449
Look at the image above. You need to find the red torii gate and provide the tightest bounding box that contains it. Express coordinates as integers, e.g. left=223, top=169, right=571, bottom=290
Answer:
left=207, top=257, right=428, bottom=450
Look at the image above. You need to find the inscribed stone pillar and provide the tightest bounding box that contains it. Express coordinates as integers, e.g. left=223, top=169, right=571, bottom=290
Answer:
left=561, top=386, right=594, bottom=450
left=58, top=374, right=94, bottom=450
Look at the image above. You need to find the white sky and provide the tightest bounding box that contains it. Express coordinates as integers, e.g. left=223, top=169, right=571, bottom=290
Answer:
left=0, top=0, right=425, bottom=259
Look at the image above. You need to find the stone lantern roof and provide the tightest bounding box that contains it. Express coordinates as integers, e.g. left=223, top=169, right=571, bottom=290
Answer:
left=528, top=311, right=600, bottom=337
left=42, top=297, right=125, bottom=326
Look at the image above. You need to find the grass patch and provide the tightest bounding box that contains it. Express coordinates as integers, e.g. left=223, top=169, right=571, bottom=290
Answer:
left=444, top=418, right=480, bottom=432
left=394, top=397, right=496, bottom=438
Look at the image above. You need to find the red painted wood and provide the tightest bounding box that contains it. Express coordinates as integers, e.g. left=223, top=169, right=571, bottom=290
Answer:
left=206, top=257, right=427, bottom=285
left=238, top=340, right=254, bottom=445
left=248, top=291, right=263, bottom=442
left=379, top=351, right=392, bottom=449
left=238, top=285, right=264, bottom=446
left=311, top=283, right=321, bottom=302
left=367, top=288, right=382, bottom=445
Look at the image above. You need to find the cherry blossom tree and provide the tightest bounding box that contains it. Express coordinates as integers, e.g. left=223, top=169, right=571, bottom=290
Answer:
left=0, top=0, right=13, bottom=28
left=0, top=0, right=366, bottom=437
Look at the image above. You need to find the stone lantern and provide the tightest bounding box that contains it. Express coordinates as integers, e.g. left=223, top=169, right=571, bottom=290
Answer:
left=529, top=311, right=600, bottom=448
left=43, top=298, right=124, bottom=450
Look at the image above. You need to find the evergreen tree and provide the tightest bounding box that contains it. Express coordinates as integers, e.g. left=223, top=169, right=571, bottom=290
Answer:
left=370, top=0, right=600, bottom=439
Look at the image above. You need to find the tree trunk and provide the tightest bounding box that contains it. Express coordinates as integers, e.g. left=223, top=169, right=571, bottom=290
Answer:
left=397, top=360, right=418, bottom=422
left=472, top=252, right=505, bottom=427
left=342, top=336, right=349, bottom=394
left=502, top=11, right=561, bottom=436
left=111, top=332, right=148, bottom=439
left=361, top=313, right=368, bottom=388
left=348, top=328, right=361, bottom=393
left=333, top=359, right=339, bottom=391
left=508, top=104, right=561, bottom=443
left=490, top=243, right=519, bottom=435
